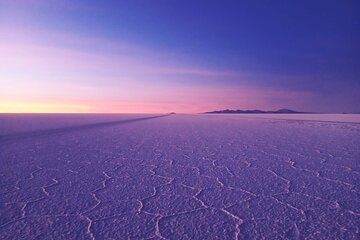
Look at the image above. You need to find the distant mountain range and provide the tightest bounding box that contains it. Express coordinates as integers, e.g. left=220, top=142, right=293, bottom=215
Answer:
left=204, top=109, right=307, bottom=114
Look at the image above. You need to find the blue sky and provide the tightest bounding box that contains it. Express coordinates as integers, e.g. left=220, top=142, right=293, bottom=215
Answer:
left=1, top=0, right=359, bottom=113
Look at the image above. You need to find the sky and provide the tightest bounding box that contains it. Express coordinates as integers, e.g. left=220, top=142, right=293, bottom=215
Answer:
left=1, top=0, right=359, bottom=113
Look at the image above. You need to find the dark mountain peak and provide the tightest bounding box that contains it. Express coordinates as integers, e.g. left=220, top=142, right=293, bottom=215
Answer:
left=274, top=109, right=298, bottom=113
left=204, top=109, right=306, bottom=114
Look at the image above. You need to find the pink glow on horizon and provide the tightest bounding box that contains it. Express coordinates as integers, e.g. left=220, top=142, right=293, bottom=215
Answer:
left=1, top=83, right=311, bottom=113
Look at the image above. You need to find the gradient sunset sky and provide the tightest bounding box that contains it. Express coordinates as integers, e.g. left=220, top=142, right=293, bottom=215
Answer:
left=1, top=0, right=359, bottom=113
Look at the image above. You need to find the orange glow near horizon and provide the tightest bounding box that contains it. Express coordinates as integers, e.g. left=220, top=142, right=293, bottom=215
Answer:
left=0, top=101, right=206, bottom=114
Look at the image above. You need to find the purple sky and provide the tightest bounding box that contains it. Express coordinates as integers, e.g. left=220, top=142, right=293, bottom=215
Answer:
left=1, top=0, right=359, bottom=113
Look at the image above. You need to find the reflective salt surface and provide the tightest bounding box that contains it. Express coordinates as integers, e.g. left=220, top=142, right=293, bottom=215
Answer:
left=0, top=114, right=359, bottom=239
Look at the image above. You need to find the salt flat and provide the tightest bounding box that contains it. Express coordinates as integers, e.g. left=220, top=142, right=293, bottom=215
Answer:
left=205, top=113, right=360, bottom=124
left=0, top=114, right=359, bottom=239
